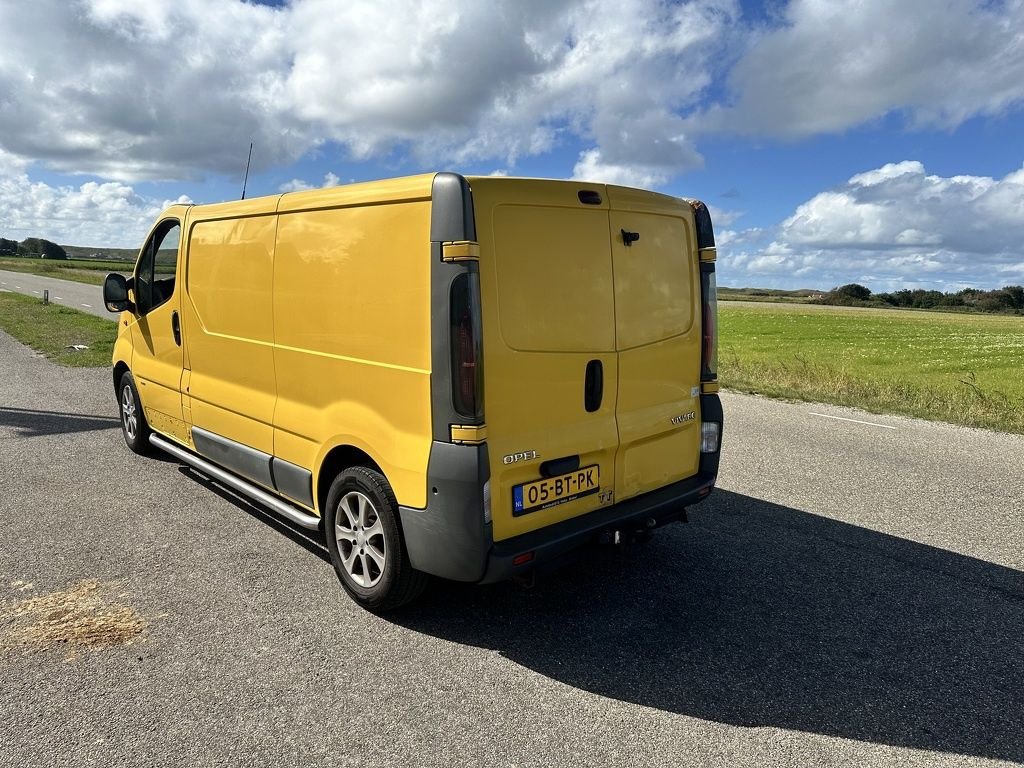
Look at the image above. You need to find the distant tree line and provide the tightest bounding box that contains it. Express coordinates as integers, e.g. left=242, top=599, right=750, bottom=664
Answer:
left=816, top=283, right=1024, bottom=314
left=0, top=236, right=68, bottom=260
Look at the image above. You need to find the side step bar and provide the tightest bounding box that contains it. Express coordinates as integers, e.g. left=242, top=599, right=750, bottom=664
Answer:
left=150, top=433, right=322, bottom=531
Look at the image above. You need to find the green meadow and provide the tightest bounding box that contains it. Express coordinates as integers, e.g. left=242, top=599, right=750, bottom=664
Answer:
left=0, top=256, right=132, bottom=286
left=719, top=302, right=1024, bottom=434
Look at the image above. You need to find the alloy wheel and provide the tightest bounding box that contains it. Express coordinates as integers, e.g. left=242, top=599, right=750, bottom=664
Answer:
left=334, top=491, right=387, bottom=588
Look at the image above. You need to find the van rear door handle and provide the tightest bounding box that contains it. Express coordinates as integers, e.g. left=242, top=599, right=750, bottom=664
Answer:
left=584, top=359, right=603, bottom=412
left=171, top=310, right=181, bottom=346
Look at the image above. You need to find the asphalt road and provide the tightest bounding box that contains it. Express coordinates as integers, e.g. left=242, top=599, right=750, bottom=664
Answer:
left=0, top=269, right=113, bottom=320
left=1, top=329, right=1021, bottom=767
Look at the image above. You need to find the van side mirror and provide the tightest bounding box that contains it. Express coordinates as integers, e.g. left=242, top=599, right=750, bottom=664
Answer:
left=103, top=273, right=134, bottom=313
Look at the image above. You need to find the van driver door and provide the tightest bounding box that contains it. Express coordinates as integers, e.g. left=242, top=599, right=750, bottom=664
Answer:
left=129, top=216, right=188, bottom=444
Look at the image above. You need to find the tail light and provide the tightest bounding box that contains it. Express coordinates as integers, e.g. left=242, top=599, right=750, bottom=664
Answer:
left=700, top=264, right=718, bottom=381
left=450, top=272, right=484, bottom=420
left=701, top=421, right=720, bottom=453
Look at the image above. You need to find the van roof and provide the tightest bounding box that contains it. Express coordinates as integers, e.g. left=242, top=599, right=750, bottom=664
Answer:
left=162, top=172, right=693, bottom=222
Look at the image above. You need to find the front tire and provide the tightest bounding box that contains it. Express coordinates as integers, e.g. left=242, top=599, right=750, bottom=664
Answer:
left=118, top=371, right=152, bottom=455
left=324, top=467, right=427, bottom=611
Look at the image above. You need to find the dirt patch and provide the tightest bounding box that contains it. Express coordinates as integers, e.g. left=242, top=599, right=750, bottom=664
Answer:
left=1, top=579, right=147, bottom=659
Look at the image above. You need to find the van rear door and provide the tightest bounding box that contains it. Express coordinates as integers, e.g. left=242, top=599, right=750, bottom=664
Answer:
left=607, top=186, right=703, bottom=502
left=473, top=179, right=620, bottom=542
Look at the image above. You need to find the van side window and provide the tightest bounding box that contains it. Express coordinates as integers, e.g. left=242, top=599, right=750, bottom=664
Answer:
left=136, top=221, right=180, bottom=315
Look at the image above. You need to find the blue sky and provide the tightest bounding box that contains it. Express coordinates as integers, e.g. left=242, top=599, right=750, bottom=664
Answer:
left=1, top=0, right=1022, bottom=291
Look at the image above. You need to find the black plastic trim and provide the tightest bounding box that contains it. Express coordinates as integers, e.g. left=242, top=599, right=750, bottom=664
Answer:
left=103, top=272, right=132, bottom=313
left=400, top=423, right=722, bottom=584
left=429, top=173, right=483, bottom=442
left=271, top=457, right=314, bottom=509
left=398, top=441, right=491, bottom=582
left=584, top=359, right=603, bottom=412
left=480, top=471, right=717, bottom=584
left=690, top=200, right=715, bottom=249
left=430, top=173, right=476, bottom=243
left=539, top=455, right=580, bottom=478
left=192, top=426, right=274, bottom=489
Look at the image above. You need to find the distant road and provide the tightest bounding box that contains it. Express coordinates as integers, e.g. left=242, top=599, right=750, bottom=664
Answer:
left=0, top=269, right=112, bottom=320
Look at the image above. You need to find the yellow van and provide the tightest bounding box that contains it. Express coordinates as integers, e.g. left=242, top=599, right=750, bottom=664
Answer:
left=103, top=173, right=722, bottom=610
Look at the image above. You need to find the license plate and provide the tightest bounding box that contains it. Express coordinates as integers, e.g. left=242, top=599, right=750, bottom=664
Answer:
left=512, top=465, right=600, bottom=516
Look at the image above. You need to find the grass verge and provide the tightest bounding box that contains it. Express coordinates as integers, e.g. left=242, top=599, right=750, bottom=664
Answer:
left=720, top=303, right=1024, bottom=434
left=0, top=290, right=115, bottom=367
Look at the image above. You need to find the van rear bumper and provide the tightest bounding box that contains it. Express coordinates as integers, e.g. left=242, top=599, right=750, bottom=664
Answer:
left=478, top=472, right=715, bottom=584
left=400, top=393, right=723, bottom=585
left=401, top=468, right=716, bottom=585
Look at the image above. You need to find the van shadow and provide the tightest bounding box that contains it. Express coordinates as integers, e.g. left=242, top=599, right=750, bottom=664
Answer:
left=394, top=490, right=1024, bottom=763
left=0, top=406, right=121, bottom=437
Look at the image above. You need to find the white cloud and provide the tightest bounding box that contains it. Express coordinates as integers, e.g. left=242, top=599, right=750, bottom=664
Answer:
left=0, top=1, right=296, bottom=181
left=707, top=205, right=744, bottom=228
left=0, top=0, right=734, bottom=183
left=0, top=149, right=28, bottom=178
left=572, top=149, right=672, bottom=189
left=780, top=161, right=1024, bottom=253
left=0, top=174, right=168, bottom=247
left=696, top=0, right=1024, bottom=138
left=719, top=161, right=1024, bottom=290
left=278, top=180, right=312, bottom=193
left=3, top=0, right=1020, bottom=192
left=283, top=0, right=733, bottom=178
left=278, top=172, right=341, bottom=193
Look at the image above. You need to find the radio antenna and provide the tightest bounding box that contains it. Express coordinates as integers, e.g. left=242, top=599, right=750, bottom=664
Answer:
left=241, top=142, right=253, bottom=200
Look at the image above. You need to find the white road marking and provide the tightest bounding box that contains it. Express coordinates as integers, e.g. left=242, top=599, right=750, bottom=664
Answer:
left=32, top=290, right=40, bottom=294
left=55, top=296, right=64, bottom=300
left=809, top=412, right=898, bottom=430
left=80, top=303, right=92, bottom=308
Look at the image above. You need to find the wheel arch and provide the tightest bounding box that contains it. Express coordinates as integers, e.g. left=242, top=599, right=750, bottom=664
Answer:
left=113, top=360, right=130, bottom=397
left=316, top=444, right=385, bottom=516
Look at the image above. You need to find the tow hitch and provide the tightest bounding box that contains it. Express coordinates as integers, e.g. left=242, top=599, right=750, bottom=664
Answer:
left=598, top=509, right=688, bottom=546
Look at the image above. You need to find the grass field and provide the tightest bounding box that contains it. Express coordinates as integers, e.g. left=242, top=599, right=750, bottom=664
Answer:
left=0, top=291, right=115, bottom=367
left=0, top=257, right=133, bottom=286
left=1, top=283, right=1021, bottom=433
left=719, top=302, right=1024, bottom=433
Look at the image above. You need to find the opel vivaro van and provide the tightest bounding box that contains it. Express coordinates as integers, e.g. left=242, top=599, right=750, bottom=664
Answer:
left=103, top=173, right=723, bottom=610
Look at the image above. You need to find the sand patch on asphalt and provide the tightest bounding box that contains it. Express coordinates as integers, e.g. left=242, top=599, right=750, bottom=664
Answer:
left=1, top=579, right=146, bottom=659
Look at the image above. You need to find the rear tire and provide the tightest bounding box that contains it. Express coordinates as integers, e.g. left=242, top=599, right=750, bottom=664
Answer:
left=324, top=466, right=427, bottom=611
left=118, top=371, right=152, bottom=456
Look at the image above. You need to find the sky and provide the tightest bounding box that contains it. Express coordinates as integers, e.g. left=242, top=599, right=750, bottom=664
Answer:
left=0, top=0, right=1022, bottom=291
